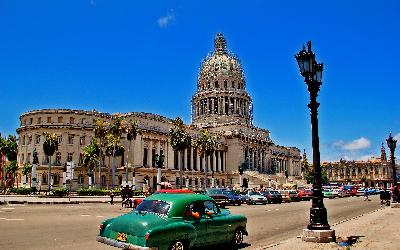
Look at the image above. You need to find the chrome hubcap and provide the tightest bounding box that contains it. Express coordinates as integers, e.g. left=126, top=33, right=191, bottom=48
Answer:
left=235, top=230, right=243, bottom=244
left=171, top=241, right=184, bottom=250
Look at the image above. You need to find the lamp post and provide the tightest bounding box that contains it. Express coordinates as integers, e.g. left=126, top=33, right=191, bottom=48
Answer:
left=155, top=153, right=165, bottom=191
left=295, top=41, right=335, bottom=242
left=386, top=133, right=398, bottom=203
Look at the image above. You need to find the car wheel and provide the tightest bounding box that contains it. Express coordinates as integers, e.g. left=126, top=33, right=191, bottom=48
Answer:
left=169, top=240, right=186, bottom=250
left=231, top=228, right=244, bottom=249
left=237, top=202, right=242, bottom=206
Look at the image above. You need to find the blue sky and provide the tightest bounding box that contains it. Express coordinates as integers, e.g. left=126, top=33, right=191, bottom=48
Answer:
left=1, top=0, right=399, bottom=161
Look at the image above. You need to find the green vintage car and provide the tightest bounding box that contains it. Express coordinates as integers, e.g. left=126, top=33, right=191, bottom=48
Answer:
left=96, top=193, right=248, bottom=250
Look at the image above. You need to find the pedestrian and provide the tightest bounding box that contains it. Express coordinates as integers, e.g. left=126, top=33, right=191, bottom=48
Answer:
left=363, top=188, right=369, bottom=201
left=109, top=190, right=114, bottom=205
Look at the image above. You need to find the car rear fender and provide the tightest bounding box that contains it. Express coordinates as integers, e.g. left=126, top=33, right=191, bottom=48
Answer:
left=146, top=221, right=195, bottom=249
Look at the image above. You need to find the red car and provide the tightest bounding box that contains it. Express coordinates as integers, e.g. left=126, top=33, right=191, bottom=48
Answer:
left=133, top=189, right=194, bottom=207
left=298, top=189, right=313, bottom=201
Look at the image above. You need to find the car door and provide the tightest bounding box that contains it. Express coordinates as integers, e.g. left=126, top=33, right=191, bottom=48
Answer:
left=183, top=201, right=207, bottom=247
left=204, top=200, right=229, bottom=244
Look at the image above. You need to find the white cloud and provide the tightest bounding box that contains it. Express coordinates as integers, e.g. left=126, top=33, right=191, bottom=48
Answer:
left=393, top=133, right=400, bottom=142
left=342, top=137, right=371, bottom=150
left=157, top=12, right=175, bottom=28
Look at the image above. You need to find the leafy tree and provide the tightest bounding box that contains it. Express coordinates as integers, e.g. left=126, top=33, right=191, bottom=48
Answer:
left=169, top=117, right=192, bottom=188
left=192, top=129, right=218, bottom=189
left=43, top=132, right=59, bottom=193
left=108, top=116, right=125, bottom=189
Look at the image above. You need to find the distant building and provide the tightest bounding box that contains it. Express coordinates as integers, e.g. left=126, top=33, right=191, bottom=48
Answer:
left=15, top=33, right=301, bottom=190
left=323, top=144, right=398, bottom=188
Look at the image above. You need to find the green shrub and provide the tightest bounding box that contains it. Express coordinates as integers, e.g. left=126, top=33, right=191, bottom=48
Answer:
left=52, top=188, right=68, bottom=197
left=10, top=187, right=32, bottom=195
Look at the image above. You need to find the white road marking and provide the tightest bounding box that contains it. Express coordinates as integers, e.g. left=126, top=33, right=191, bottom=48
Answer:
left=5, top=218, right=24, bottom=221
left=96, top=215, right=104, bottom=218
left=1, top=207, right=15, bottom=210
left=80, top=214, right=90, bottom=217
left=275, top=208, right=279, bottom=211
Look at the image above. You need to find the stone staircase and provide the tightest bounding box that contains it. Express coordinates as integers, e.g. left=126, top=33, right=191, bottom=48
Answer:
left=244, top=171, right=307, bottom=189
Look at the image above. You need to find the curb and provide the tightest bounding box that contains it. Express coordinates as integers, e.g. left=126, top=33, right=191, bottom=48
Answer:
left=261, top=206, right=387, bottom=249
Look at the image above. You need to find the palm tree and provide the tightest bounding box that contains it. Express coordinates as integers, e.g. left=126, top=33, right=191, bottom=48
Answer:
left=0, top=134, right=6, bottom=190
left=192, top=129, right=218, bottom=190
left=43, top=132, right=59, bottom=193
left=104, top=137, right=114, bottom=189
left=169, top=117, right=192, bottom=189
left=109, top=116, right=125, bottom=189
left=93, top=119, right=109, bottom=188
left=22, top=163, right=32, bottom=187
left=124, top=119, right=138, bottom=185
left=82, top=140, right=100, bottom=188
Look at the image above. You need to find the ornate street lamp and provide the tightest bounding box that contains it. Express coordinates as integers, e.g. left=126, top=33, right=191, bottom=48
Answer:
left=386, top=133, right=398, bottom=203
left=295, top=41, right=335, bottom=242
left=155, top=153, right=165, bottom=191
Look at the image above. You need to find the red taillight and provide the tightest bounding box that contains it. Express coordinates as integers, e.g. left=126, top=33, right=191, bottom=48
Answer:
left=146, top=233, right=150, bottom=241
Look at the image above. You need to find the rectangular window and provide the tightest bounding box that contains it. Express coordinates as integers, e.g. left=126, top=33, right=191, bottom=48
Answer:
left=27, top=153, right=31, bottom=163
left=80, top=136, right=85, bottom=145
left=79, top=153, right=83, bottom=165
left=28, top=135, right=32, bottom=145
left=47, top=117, right=52, bottom=123
left=35, top=135, right=40, bottom=144
left=69, top=117, right=75, bottom=124
left=67, top=152, right=73, bottom=162
left=143, top=148, right=148, bottom=167
left=152, top=148, right=156, bottom=167
left=38, top=117, right=42, bottom=124
left=29, top=118, right=33, bottom=125
left=58, top=117, right=63, bottom=123
left=55, top=152, right=62, bottom=165
left=57, top=135, right=62, bottom=144
left=68, top=134, right=74, bottom=144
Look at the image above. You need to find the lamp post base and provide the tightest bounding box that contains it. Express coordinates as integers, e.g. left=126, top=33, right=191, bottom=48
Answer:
left=302, top=229, right=336, bottom=243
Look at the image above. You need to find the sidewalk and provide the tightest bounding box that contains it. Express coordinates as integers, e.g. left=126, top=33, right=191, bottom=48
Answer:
left=0, top=195, right=144, bottom=204
left=265, top=206, right=399, bottom=250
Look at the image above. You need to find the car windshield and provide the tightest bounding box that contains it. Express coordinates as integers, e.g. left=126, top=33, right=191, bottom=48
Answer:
left=223, top=191, right=236, bottom=196
left=136, top=200, right=170, bottom=215
left=207, top=189, right=223, bottom=194
left=249, top=191, right=261, bottom=196
left=269, top=191, right=280, bottom=194
left=289, top=191, right=297, bottom=194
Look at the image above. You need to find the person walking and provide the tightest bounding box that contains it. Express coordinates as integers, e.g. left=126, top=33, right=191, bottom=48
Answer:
left=109, top=190, right=114, bottom=205
left=364, top=188, right=369, bottom=201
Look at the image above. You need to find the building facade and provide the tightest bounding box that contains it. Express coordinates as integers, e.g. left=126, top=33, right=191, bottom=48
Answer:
left=323, top=144, right=398, bottom=188
left=15, top=33, right=301, bottom=191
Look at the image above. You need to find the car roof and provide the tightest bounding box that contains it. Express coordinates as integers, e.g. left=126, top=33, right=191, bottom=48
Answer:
left=146, top=193, right=213, bottom=218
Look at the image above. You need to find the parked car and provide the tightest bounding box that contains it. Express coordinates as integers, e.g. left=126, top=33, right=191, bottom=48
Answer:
left=261, top=190, right=283, bottom=204
left=278, top=190, right=291, bottom=203
left=356, top=188, right=365, bottom=197
left=322, top=189, right=335, bottom=199
left=332, top=189, right=346, bottom=198
left=246, top=191, right=268, bottom=205
left=205, top=188, right=229, bottom=208
left=222, top=190, right=242, bottom=206
left=298, top=189, right=313, bottom=201
left=97, top=193, right=248, bottom=250
left=133, top=189, right=194, bottom=208
left=280, top=190, right=300, bottom=202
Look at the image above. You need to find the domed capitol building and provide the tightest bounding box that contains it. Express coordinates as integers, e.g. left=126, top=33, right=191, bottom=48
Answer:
left=16, top=33, right=301, bottom=190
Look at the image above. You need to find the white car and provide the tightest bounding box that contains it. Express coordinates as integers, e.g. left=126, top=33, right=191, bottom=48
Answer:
left=246, top=191, right=268, bottom=205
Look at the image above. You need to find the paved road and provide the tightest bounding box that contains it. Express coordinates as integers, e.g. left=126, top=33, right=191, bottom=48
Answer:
left=0, top=196, right=380, bottom=250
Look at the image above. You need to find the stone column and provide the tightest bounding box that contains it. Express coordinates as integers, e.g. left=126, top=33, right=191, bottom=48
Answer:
left=219, top=151, right=223, bottom=173
left=196, top=151, right=201, bottom=172
left=167, top=141, right=174, bottom=169
left=184, top=148, right=188, bottom=171
left=147, top=140, right=153, bottom=168
left=213, top=151, right=217, bottom=172
left=233, top=97, right=237, bottom=114
left=211, top=98, right=214, bottom=114
left=190, top=147, right=194, bottom=171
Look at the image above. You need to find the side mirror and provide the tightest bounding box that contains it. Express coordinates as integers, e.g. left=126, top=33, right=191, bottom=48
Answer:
left=191, top=212, right=200, bottom=220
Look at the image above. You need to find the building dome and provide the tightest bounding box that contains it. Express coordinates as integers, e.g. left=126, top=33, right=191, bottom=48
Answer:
left=192, top=33, right=253, bottom=127
left=198, top=33, right=245, bottom=90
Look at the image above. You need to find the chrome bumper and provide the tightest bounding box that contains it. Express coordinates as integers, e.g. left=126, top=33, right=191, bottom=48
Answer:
left=96, top=236, right=158, bottom=250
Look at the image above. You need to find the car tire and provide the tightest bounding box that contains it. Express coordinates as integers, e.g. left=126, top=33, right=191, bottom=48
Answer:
left=237, top=202, right=242, bottom=206
left=169, top=240, right=187, bottom=250
left=231, top=228, right=244, bottom=249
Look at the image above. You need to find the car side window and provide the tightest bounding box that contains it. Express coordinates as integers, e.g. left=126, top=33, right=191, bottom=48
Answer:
left=204, top=200, right=219, bottom=214
left=184, top=201, right=205, bottom=220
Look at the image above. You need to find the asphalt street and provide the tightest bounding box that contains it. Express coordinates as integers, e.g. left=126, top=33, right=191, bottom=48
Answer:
left=0, top=196, right=381, bottom=250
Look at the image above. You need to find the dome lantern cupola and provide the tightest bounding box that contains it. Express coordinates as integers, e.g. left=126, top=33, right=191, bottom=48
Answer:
left=214, top=33, right=227, bottom=54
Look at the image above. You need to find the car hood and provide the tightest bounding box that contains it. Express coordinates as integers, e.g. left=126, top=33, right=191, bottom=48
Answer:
left=107, top=211, right=169, bottom=237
